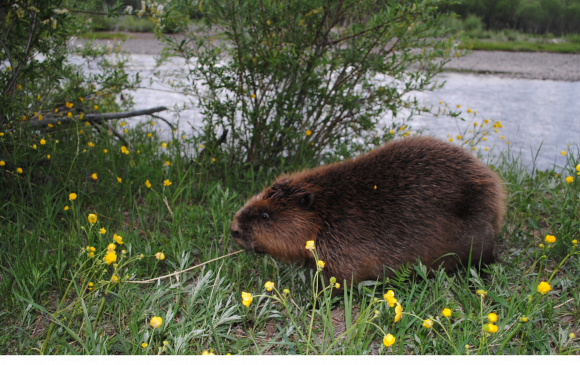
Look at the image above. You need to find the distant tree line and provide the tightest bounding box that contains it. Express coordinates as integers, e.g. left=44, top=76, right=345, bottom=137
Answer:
left=441, top=0, right=580, bottom=34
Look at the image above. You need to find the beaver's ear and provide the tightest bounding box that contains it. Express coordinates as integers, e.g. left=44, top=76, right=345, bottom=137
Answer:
left=299, top=193, right=314, bottom=209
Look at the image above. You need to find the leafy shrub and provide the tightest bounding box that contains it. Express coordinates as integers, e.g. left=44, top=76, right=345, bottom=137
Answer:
left=157, top=0, right=456, bottom=166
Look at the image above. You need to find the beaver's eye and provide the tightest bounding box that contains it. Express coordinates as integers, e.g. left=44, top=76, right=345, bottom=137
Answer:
left=261, top=212, right=269, bottom=220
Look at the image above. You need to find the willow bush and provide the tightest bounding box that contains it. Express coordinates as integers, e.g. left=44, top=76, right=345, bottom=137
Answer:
left=159, top=0, right=456, bottom=166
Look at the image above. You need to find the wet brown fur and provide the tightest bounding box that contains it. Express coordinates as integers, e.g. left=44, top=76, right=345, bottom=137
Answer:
left=231, top=136, right=506, bottom=285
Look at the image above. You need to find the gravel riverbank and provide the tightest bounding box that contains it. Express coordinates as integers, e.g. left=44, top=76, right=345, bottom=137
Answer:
left=76, top=33, right=580, bottom=81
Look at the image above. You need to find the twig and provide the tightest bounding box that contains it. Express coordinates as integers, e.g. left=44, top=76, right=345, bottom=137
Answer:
left=28, top=107, right=168, bottom=128
left=163, top=196, right=174, bottom=217
left=89, top=119, right=134, bottom=150
left=151, top=114, right=175, bottom=130
left=125, top=250, right=244, bottom=284
left=553, top=298, right=574, bottom=309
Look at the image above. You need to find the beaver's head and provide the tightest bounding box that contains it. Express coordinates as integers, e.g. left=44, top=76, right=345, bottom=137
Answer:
left=230, top=178, right=320, bottom=260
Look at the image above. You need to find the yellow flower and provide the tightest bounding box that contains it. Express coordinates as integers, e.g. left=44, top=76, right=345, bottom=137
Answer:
left=467, top=109, right=472, bottom=113
left=576, top=164, right=580, bottom=172
left=107, top=243, right=116, bottom=251
left=456, top=104, right=460, bottom=108
left=537, top=281, right=551, bottom=295
left=148, top=133, right=152, bottom=138
left=383, top=334, right=396, bottom=347
left=55, top=108, right=58, bottom=113
left=64, top=206, right=69, bottom=211
left=241, top=291, right=253, bottom=307
left=88, top=214, right=97, bottom=224
left=124, top=129, right=128, bottom=133
left=442, top=308, right=451, bottom=317
left=40, top=139, right=46, bottom=145
left=484, top=323, right=498, bottom=333
left=545, top=235, right=556, bottom=244
left=423, top=319, right=433, bottom=329
left=151, top=122, right=155, bottom=126
left=113, top=233, right=123, bottom=244
left=573, top=239, right=578, bottom=245
left=165, top=161, right=170, bottom=166
left=163, top=179, right=172, bottom=187
left=33, top=144, right=37, bottom=150
left=566, top=176, right=574, bottom=184
left=103, top=251, right=117, bottom=265
left=251, top=94, right=256, bottom=98
left=141, top=343, right=147, bottom=348
left=79, top=113, right=84, bottom=120
left=103, top=149, right=108, bottom=153
left=79, top=97, right=84, bottom=102
left=448, top=138, right=453, bottom=142
left=306, top=130, right=312, bottom=136
left=150, top=316, right=163, bottom=328
left=476, top=289, right=487, bottom=298
left=155, top=252, right=165, bottom=260
left=92, top=173, right=98, bottom=180
left=162, top=142, right=167, bottom=148
left=16, top=167, right=23, bottom=174
left=67, top=112, right=72, bottom=117
left=69, top=193, right=77, bottom=201
left=117, top=177, right=122, bottom=183
left=145, top=180, right=152, bottom=188
left=284, top=289, right=290, bottom=294
left=66, top=102, right=73, bottom=108
left=305, top=240, right=315, bottom=250
left=317, top=260, right=325, bottom=269
left=88, top=142, right=95, bottom=147
left=94, top=105, right=98, bottom=110
left=22, top=115, right=26, bottom=120
left=0, top=161, right=4, bottom=166
left=488, top=313, right=498, bottom=323
left=111, top=275, right=119, bottom=283
left=201, top=350, right=215, bottom=355
left=88, top=282, right=94, bottom=290
left=394, top=302, right=403, bottom=323
left=456, top=135, right=462, bottom=140
left=47, top=155, right=51, bottom=159
left=264, top=281, right=275, bottom=291
left=561, top=151, right=567, bottom=156
left=200, top=144, right=204, bottom=149
left=383, top=290, right=398, bottom=307
left=100, top=228, right=106, bottom=234
left=335, top=283, right=340, bottom=289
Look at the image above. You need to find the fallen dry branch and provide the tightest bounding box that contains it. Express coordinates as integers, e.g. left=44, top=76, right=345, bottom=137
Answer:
left=125, top=250, right=244, bottom=284
left=28, top=106, right=168, bottom=128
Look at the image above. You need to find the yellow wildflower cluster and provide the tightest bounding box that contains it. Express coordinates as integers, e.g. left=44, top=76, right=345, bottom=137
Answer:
left=121, top=146, right=129, bottom=155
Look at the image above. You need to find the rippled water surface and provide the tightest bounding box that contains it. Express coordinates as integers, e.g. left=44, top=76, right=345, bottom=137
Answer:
left=120, top=55, right=579, bottom=170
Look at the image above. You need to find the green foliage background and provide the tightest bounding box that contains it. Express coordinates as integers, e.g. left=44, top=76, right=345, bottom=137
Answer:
left=441, top=0, right=580, bottom=34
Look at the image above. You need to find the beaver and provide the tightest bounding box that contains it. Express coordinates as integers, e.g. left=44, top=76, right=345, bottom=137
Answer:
left=230, top=136, right=506, bottom=286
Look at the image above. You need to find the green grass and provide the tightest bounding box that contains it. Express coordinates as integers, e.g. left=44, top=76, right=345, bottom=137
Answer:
left=0, top=116, right=579, bottom=355
left=458, top=39, right=580, bottom=54
left=79, top=32, right=135, bottom=41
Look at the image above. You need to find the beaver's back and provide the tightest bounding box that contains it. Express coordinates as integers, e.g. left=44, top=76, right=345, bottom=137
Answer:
left=290, top=137, right=505, bottom=282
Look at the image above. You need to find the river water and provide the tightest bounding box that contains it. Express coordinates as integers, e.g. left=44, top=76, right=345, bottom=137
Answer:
left=121, top=54, right=579, bottom=171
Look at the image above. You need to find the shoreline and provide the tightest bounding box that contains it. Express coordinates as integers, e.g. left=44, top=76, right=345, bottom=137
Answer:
left=76, top=33, right=580, bottom=82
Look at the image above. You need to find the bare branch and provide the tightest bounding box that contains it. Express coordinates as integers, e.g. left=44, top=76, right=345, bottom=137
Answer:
left=29, top=107, right=168, bottom=128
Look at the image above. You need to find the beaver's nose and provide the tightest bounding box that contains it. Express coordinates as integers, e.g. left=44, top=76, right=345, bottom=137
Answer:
left=230, top=220, right=241, bottom=238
